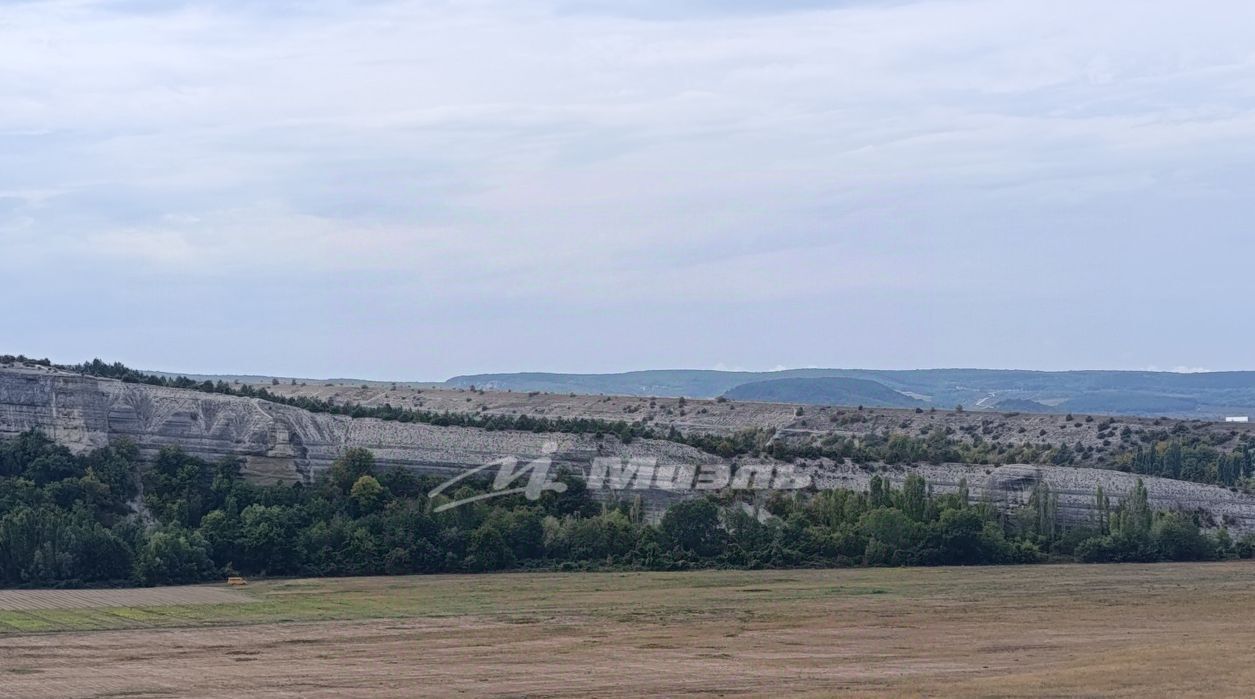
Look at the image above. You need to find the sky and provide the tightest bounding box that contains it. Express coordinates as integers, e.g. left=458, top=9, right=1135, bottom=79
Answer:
left=3, top=0, right=1254, bottom=380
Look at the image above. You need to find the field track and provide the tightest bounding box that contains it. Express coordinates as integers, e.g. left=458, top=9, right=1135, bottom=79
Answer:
left=0, top=586, right=254, bottom=611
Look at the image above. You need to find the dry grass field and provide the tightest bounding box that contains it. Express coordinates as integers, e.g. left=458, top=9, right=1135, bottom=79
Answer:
left=2, top=562, right=1255, bottom=698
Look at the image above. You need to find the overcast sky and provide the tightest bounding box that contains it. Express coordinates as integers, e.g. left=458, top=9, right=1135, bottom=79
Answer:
left=3, top=0, right=1254, bottom=380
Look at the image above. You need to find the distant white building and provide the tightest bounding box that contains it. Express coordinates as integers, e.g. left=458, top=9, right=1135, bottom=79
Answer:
left=1226, top=416, right=1250, bottom=423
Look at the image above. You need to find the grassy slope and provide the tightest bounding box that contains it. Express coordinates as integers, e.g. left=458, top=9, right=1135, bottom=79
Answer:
left=723, top=376, right=924, bottom=407
left=1, top=562, right=1251, bottom=635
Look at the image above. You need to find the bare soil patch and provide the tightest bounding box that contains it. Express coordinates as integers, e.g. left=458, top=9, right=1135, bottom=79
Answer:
left=2, top=563, right=1254, bottom=697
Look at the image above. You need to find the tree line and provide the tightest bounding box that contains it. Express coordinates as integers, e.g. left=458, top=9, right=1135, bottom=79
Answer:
left=1, top=431, right=1248, bottom=589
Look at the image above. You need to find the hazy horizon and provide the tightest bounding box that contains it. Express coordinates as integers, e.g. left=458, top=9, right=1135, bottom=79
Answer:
left=8, top=353, right=1247, bottom=384
left=6, top=0, right=1254, bottom=379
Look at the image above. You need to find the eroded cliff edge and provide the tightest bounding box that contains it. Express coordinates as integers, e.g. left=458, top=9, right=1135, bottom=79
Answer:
left=0, top=365, right=709, bottom=486
left=4, top=365, right=1255, bottom=531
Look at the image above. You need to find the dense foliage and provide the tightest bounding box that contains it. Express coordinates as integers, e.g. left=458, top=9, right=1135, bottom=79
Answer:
left=1, top=432, right=1247, bottom=589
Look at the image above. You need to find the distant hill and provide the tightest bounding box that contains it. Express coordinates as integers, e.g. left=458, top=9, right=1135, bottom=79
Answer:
left=441, top=369, right=847, bottom=398
left=722, top=377, right=923, bottom=408
left=444, top=368, right=1255, bottom=418
left=991, top=398, right=1053, bottom=413
left=1056, top=392, right=1201, bottom=415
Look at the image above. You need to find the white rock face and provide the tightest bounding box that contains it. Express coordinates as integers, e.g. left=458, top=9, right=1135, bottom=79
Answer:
left=813, top=462, right=1255, bottom=532
left=0, top=366, right=711, bottom=485
left=5, top=365, right=1255, bottom=530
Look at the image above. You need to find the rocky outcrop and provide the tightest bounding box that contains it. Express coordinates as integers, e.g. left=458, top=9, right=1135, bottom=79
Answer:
left=813, top=462, right=1255, bottom=531
left=5, top=365, right=1255, bottom=531
left=263, top=380, right=1253, bottom=451
left=0, top=365, right=711, bottom=485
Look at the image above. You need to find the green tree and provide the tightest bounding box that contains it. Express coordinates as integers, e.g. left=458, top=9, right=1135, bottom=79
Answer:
left=660, top=499, right=724, bottom=557
left=868, top=475, right=892, bottom=509
left=1027, top=480, right=1058, bottom=541
left=237, top=505, right=298, bottom=574
left=1115, top=479, right=1153, bottom=538
left=1152, top=513, right=1215, bottom=561
left=899, top=474, right=928, bottom=522
left=1094, top=485, right=1110, bottom=534
left=330, top=448, right=377, bottom=494
left=467, top=525, right=512, bottom=570
left=135, top=527, right=215, bottom=585
left=350, top=475, right=385, bottom=514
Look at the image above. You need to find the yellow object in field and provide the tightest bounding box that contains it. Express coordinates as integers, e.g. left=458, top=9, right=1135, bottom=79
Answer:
left=227, top=576, right=248, bottom=586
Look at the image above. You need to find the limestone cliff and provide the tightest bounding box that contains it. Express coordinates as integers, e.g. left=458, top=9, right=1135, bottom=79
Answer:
left=813, top=462, right=1255, bottom=532
left=0, top=365, right=709, bottom=485
left=5, top=365, right=1255, bottom=531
